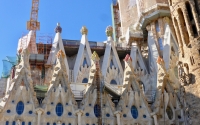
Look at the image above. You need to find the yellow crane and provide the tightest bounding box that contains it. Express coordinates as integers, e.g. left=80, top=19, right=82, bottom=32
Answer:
left=26, top=0, right=40, bottom=54
left=27, top=0, right=40, bottom=31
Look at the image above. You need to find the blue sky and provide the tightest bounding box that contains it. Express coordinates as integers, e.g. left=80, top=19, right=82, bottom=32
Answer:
left=0, top=0, right=112, bottom=76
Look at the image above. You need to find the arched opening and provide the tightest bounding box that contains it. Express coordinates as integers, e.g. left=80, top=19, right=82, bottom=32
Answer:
left=12, top=121, right=15, bottom=125
left=16, top=101, right=24, bottom=115
left=139, top=81, right=145, bottom=92
left=166, top=106, right=173, bottom=120
left=173, top=18, right=184, bottom=54
left=94, top=104, right=101, bottom=117
left=194, top=0, right=200, bottom=16
left=83, top=57, right=88, bottom=66
left=158, top=38, right=163, bottom=57
left=136, top=61, right=140, bottom=68
left=110, top=59, right=114, bottom=68
left=56, top=103, right=63, bottom=116
left=155, top=20, right=160, bottom=32
left=82, top=78, right=88, bottom=83
left=110, top=79, right=117, bottom=85
left=186, top=2, right=198, bottom=37
left=131, top=106, right=138, bottom=119
left=169, top=0, right=172, bottom=6
left=177, top=8, right=190, bottom=45
left=6, top=121, right=9, bottom=125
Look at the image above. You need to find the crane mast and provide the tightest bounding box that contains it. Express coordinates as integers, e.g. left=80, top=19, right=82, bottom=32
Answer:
left=27, top=0, right=40, bottom=31
left=26, top=0, right=40, bottom=54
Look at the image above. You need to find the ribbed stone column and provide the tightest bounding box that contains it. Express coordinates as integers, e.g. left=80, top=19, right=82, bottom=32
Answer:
left=153, top=114, right=158, bottom=125
left=36, top=108, right=44, bottom=125
left=114, top=111, right=121, bottom=125
left=75, top=110, right=83, bottom=125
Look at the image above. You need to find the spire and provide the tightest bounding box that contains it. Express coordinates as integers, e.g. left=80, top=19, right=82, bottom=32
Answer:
left=102, top=26, right=123, bottom=85
left=73, top=26, right=92, bottom=82
left=47, top=23, right=69, bottom=84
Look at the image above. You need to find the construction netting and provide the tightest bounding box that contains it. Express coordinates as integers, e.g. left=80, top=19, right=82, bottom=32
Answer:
left=1, top=56, right=18, bottom=78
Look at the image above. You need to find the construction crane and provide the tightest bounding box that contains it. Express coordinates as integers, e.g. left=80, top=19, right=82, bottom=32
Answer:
left=26, top=0, right=40, bottom=54
left=27, top=0, right=40, bottom=31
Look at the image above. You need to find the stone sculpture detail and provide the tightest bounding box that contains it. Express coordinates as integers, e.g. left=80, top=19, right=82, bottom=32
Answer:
left=55, top=23, right=62, bottom=33
left=177, top=61, right=190, bottom=86
left=80, top=26, right=88, bottom=35
left=106, top=26, right=113, bottom=37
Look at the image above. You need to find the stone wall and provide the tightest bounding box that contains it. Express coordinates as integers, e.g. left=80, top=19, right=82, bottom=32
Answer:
left=118, top=0, right=138, bottom=35
left=0, top=78, right=7, bottom=98
left=170, top=0, right=200, bottom=124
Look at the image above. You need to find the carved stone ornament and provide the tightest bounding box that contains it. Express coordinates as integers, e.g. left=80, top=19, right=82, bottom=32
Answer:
left=146, top=25, right=151, bottom=31
left=80, top=26, right=88, bottom=35
left=55, top=23, right=62, bottom=33
left=177, top=61, right=190, bottom=86
left=16, top=119, right=21, bottom=125
left=124, top=54, right=132, bottom=62
left=106, top=26, right=113, bottom=37
left=163, top=17, right=170, bottom=24
left=56, top=50, right=65, bottom=59
left=57, top=121, right=61, bottom=125
left=157, top=56, right=164, bottom=65
left=91, top=51, right=100, bottom=61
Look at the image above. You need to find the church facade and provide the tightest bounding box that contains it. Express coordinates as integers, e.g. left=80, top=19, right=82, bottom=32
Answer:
left=0, top=0, right=200, bottom=125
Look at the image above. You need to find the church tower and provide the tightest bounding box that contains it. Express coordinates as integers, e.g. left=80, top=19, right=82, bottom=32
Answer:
left=169, top=0, right=200, bottom=124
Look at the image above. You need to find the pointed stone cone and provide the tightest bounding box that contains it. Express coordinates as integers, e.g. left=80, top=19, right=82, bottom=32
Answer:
left=47, top=23, right=69, bottom=77
left=73, top=26, right=92, bottom=82
left=47, top=23, right=64, bottom=65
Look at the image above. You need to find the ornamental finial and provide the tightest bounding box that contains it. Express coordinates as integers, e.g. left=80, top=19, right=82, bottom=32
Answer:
left=105, top=26, right=113, bottom=37
left=80, top=26, right=88, bottom=35
left=124, top=54, right=132, bottom=62
left=55, top=23, right=62, bottom=33
left=91, top=51, right=100, bottom=61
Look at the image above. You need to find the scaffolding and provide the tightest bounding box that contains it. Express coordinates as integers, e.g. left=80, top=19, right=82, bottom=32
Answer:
left=18, top=31, right=38, bottom=54
left=17, top=32, right=53, bottom=87
left=29, top=35, right=53, bottom=86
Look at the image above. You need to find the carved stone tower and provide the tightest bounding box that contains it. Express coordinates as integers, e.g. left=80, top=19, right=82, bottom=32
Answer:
left=169, top=0, right=200, bottom=124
